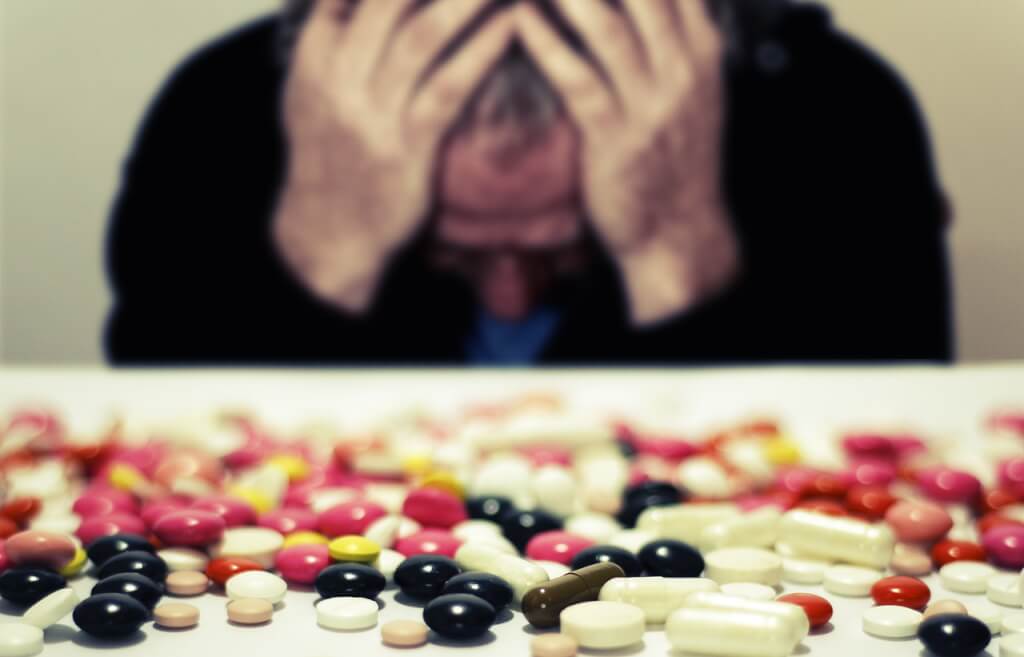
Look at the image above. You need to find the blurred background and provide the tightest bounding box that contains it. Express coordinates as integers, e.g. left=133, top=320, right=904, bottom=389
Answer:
left=2, top=0, right=1022, bottom=364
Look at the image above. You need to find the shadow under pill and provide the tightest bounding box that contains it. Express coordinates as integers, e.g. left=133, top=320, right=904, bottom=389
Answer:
left=578, top=640, right=645, bottom=656
left=810, top=622, right=834, bottom=636
left=521, top=624, right=556, bottom=636
left=428, top=630, right=496, bottom=647
left=71, top=630, right=146, bottom=648
left=393, top=593, right=427, bottom=608
left=0, top=600, right=23, bottom=616
left=43, top=625, right=77, bottom=644
left=492, top=608, right=513, bottom=625
left=228, top=620, right=273, bottom=628
left=792, top=643, right=810, bottom=655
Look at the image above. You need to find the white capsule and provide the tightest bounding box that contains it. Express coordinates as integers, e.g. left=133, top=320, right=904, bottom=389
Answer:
left=606, top=529, right=657, bottom=554
left=451, top=520, right=503, bottom=543
left=575, top=446, right=629, bottom=514
left=703, top=547, right=783, bottom=586
left=667, top=607, right=801, bottom=657
left=470, top=455, right=533, bottom=507
left=454, top=542, right=548, bottom=601
left=599, top=576, right=719, bottom=623
left=364, top=515, right=402, bottom=548
left=532, top=560, right=571, bottom=579
left=158, top=547, right=209, bottom=572
left=564, top=513, right=622, bottom=543
left=720, top=582, right=777, bottom=601
left=676, top=457, right=738, bottom=498
left=636, top=503, right=740, bottom=544
left=683, top=591, right=809, bottom=640
left=700, top=508, right=781, bottom=551
left=531, top=465, right=578, bottom=518
left=777, top=509, right=894, bottom=568
left=374, top=548, right=404, bottom=582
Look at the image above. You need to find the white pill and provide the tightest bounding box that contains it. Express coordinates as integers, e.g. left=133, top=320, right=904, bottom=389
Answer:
left=225, top=571, right=287, bottom=604
left=704, top=548, right=783, bottom=586
left=455, top=542, right=548, bottom=601
left=470, top=457, right=532, bottom=504
left=823, top=565, right=882, bottom=597
left=532, top=466, right=577, bottom=518
left=987, top=573, right=1021, bottom=607
left=363, top=484, right=411, bottom=514
left=533, top=560, right=571, bottom=580
left=211, top=527, right=285, bottom=569
left=782, top=556, right=830, bottom=584
left=374, top=549, right=405, bottom=581
left=637, top=503, right=740, bottom=544
left=27, top=514, right=80, bottom=535
left=1002, top=633, right=1024, bottom=657
left=565, top=513, right=622, bottom=543
left=599, top=577, right=719, bottom=624
left=684, top=592, right=809, bottom=639
left=560, top=601, right=644, bottom=649
left=575, top=446, right=629, bottom=513
left=364, top=515, right=402, bottom=548
left=940, top=561, right=997, bottom=594
left=451, top=520, right=503, bottom=543
left=1004, top=612, right=1024, bottom=635
left=666, top=607, right=800, bottom=657
left=316, top=597, right=379, bottom=631
left=677, top=457, right=737, bottom=498
left=606, top=529, right=657, bottom=554
left=0, top=623, right=44, bottom=657
left=721, top=582, right=777, bottom=601
left=778, top=510, right=894, bottom=569
left=862, top=605, right=922, bottom=638
left=158, top=547, right=209, bottom=572
left=21, top=588, right=79, bottom=629
left=965, top=602, right=1002, bottom=634
left=700, top=508, right=781, bottom=551
left=463, top=532, right=518, bottom=555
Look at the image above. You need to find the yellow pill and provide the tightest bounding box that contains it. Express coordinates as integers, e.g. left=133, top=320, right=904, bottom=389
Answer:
left=418, top=471, right=465, bottom=499
left=328, top=535, right=381, bottom=563
left=108, top=463, right=144, bottom=491
left=763, top=437, right=802, bottom=465
left=265, top=454, right=310, bottom=483
left=282, top=531, right=330, bottom=548
left=227, top=487, right=273, bottom=515
left=60, top=547, right=88, bottom=577
left=401, top=454, right=433, bottom=477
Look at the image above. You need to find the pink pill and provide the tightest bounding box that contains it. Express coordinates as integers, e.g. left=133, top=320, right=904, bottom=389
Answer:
left=633, top=437, right=699, bottom=461
left=394, top=529, right=462, bottom=558
left=401, top=488, right=467, bottom=529
left=72, top=489, right=138, bottom=517
left=259, top=508, right=319, bottom=535
left=274, top=544, right=330, bottom=584
left=191, top=496, right=257, bottom=527
left=153, top=450, right=223, bottom=487
left=841, top=435, right=897, bottom=461
left=76, top=512, right=147, bottom=546
left=153, top=510, right=226, bottom=547
left=847, top=460, right=897, bottom=487
left=140, top=499, right=189, bottom=530
left=525, top=531, right=594, bottom=565
left=916, top=467, right=981, bottom=504
left=891, top=436, right=928, bottom=458
left=998, top=459, right=1024, bottom=497
left=736, top=492, right=800, bottom=512
left=4, top=530, right=77, bottom=571
left=884, top=500, right=953, bottom=543
left=318, top=500, right=387, bottom=538
left=982, top=525, right=1024, bottom=569
left=774, top=467, right=822, bottom=495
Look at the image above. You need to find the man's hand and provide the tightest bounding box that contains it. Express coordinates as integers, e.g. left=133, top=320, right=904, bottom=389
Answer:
left=517, top=0, right=740, bottom=326
left=275, top=0, right=515, bottom=312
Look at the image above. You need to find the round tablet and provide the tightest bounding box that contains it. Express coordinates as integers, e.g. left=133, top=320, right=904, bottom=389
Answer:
left=863, top=605, right=923, bottom=638
left=1004, top=612, right=1024, bottom=635
left=823, top=565, right=882, bottom=597
left=154, top=602, right=199, bottom=629
left=987, top=573, right=1021, bottom=607
left=316, top=597, right=379, bottom=631
left=939, top=561, right=997, bottom=594
left=720, top=582, right=777, bottom=601
left=704, top=548, right=783, bottom=586
left=166, top=571, right=209, bottom=597
left=22, top=588, right=79, bottom=629
left=1002, top=633, right=1024, bottom=657
left=226, top=571, right=287, bottom=604
left=532, top=633, right=578, bottom=657
left=381, top=620, right=429, bottom=647
left=782, top=557, right=829, bottom=584
left=226, top=598, right=273, bottom=625
left=0, top=622, right=43, bottom=657
left=560, top=601, right=645, bottom=649
left=924, top=600, right=968, bottom=619
left=158, top=547, right=209, bottom=572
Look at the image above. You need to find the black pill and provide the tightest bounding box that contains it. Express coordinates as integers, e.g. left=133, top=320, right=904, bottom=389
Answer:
left=570, top=545, right=643, bottom=576
left=639, top=539, right=704, bottom=577
left=315, top=563, right=386, bottom=600
left=73, top=593, right=149, bottom=638
left=500, top=509, right=561, bottom=552
left=423, top=593, right=497, bottom=639
left=917, top=614, right=991, bottom=657
left=466, top=496, right=515, bottom=523
left=394, top=555, right=462, bottom=601
left=0, top=568, right=67, bottom=606
left=92, top=573, right=162, bottom=611
left=441, top=572, right=513, bottom=611
left=617, top=481, right=683, bottom=527
left=86, top=534, right=155, bottom=566
left=97, top=550, right=168, bottom=583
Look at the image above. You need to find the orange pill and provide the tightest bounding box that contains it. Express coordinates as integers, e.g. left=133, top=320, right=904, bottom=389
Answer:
left=923, top=599, right=968, bottom=619
left=227, top=598, right=273, bottom=625
left=532, top=633, right=579, bottom=657
left=381, top=619, right=429, bottom=647
left=166, top=571, right=210, bottom=596
left=154, top=603, right=199, bottom=629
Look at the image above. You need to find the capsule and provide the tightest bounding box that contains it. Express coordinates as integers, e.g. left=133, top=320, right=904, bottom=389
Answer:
left=683, top=592, right=809, bottom=640
left=778, top=509, right=895, bottom=569
left=636, top=503, right=740, bottom=544
left=599, top=577, right=719, bottom=623
left=666, top=607, right=800, bottom=657
left=521, top=563, right=624, bottom=628
left=454, top=542, right=548, bottom=601
left=700, top=508, right=781, bottom=551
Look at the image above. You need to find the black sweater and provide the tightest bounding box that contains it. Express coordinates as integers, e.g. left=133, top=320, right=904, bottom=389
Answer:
left=106, top=6, right=953, bottom=365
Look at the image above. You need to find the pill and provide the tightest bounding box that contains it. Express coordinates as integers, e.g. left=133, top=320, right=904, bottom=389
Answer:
left=73, top=593, right=149, bottom=638
left=636, top=503, right=740, bottom=544
left=58, top=547, right=87, bottom=578
left=465, top=495, right=516, bottom=523
left=153, top=510, right=226, bottom=547
left=531, top=465, right=578, bottom=518
left=778, top=510, right=894, bottom=568
left=454, top=542, right=548, bottom=601
left=606, top=529, right=657, bottom=554
left=931, top=539, right=987, bottom=567
left=526, top=532, right=593, bottom=566
left=374, top=549, right=404, bottom=581
left=986, top=572, right=1020, bottom=607
left=441, top=572, right=514, bottom=611
left=598, top=576, right=719, bottom=623
left=939, top=561, right=997, bottom=593
left=502, top=510, right=562, bottom=552
left=885, top=500, right=953, bottom=543
left=395, top=529, right=463, bottom=558
left=564, top=513, right=621, bottom=543
left=97, top=550, right=168, bottom=583
left=862, top=605, right=923, bottom=638
left=154, top=602, right=199, bottom=629
left=92, top=573, right=163, bottom=610
left=394, top=554, right=462, bottom=601
left=533, top=560, right=571, bottom=579
left=226, top=597, right=273, bottom=625
left=225, top=570, right=287, bottom=604
left=775, top=592, right=832, bottom=628
left=210, top=527, right=284, bottom=569
left=781, top=556, right=830, bottom=584
left=570, top=545, right=642, bottom=576
left=704, top=547, right=783, bottom=585
left=560, top=601, right=645, bottom=649
left=423, top=593, right=497, bottom=639
left=984, top=525, right=1024, bottom=569
left=823, top=565, right=882, bottom=597
left=315, top=563, right=386, bottom=599
left=205, top=557, right=264, bottom=586
left=924, top=600, right=969, bottom=619
left=522, top=562, right=624, bottom=628
left=260, top=509, right=319, bottom=537
left=451, top=520, right=503, bottom=543
left=281, top=530, right=330, bottom=548
left=158, top=547, right=209, bottom=572
left=328, top=535, right=380, bottom=563
left=316, top=596, right=379, bottom=630
left=870, top=575, right=931, bottom=608
left=1004, top=612, right=1024, bottom=634
left=638, top=539, right=704, bottom=578
left=166, top=570, right=209, bottom=596
left=684, top=591, right=810, bottom=639
left=0, top=622, right=43, bottom=657
left=381, top=619, right=429, bottom=647
left=1003, top=633, right=1024, bottom=657
left=21, top=588, right=79, bottom=629
left=666, top=607, right=800, bottom=657
left=531, top=633, right=578, bottom=657
left=721, top=582, right=777, bottom=601
left=0, top=568, right=64, bottom=607
left=965, top=602, right=1003, bottom=634
left=3, top=531, right=77, bottom=571
left=700, top=508, right=781, bottom=551
left=889, top=543, right=933, bottom=576
left=918, top=614, right=992, bottom=657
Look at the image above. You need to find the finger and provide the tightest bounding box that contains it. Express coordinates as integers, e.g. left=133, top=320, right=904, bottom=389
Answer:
left=406, top=9, right=516, bottom=138
left=515, top=2, right=621, bottom=133
left=675, top=0, right=724, bottom=64
left=343, top=0, right=418, bottom=84
left=621, top=0, right=687, bottom=79
left=374, top=0, right=490, bottom=110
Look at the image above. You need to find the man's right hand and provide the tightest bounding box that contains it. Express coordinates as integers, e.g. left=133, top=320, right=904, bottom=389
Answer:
left=274, top=0, right=514, bottom=313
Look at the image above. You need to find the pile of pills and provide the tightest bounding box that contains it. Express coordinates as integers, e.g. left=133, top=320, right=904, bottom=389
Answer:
left=1, top=401, right=1024, bottom=657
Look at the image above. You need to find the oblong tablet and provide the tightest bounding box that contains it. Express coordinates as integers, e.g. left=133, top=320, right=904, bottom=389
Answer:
left=559, top=601, right=644, bottom=649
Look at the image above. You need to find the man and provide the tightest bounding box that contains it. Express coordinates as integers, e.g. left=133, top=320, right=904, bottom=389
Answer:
left=106, top=0, right=953, bottom=365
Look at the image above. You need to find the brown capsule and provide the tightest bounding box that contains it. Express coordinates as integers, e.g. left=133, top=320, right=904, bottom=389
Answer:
left=521, top=562, right=625, bottom=628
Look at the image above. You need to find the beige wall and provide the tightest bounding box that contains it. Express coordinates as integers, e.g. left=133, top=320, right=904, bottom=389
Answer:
left=2, top=0, right=1022, bottom=363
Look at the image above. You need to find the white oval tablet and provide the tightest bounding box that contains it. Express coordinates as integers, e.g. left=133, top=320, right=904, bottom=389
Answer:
left=965, top=602, right=1002, bottom=634
left=560, top=601, right=645, bottom=649
left=0, top=622, right=44, bottom=657
left=1004, top=612, right=1024, bottom=635
left=1002, top=633, right=1024, bottom=657
left=451, top=520, right=503, bottom=542
left=862, top=605, right=923, bottom=638
left=211, top=527, right=285, bottom=569
left=721, top=583, right=777, bottom=601
left=987, top=573, right=1021, bottom=607
left=565, top=513, right=622, bottom=543
left=607, top=529, right=657, bottom=554
left=158, top=547, right=210, bottom=572
left=704, top=548, right=783, bottom=586
left=225, top=571, right=287, bottom=604
left=316, top=597, right=379, bottom=631
left=374, top=548, right=405, bottom=582
left=782, top=556, right=830, bottom=584
left=940, top=561, right=997, bottom=594
left=22, top=588, right=80, bottom=629
left=823, top=565, right=882, bottom=597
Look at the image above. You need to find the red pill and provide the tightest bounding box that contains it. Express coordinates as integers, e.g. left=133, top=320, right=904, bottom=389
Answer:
left=1, top=498, right=41, bottom=526
left=803, top=472, right=852, bottom=499
left=401, top=488, right=467, bottom=529
left=525, top=531, right=594, bottom=566
left=978, top=512, right=1024, bottom=535
left=205, top=557, right=265, bottom=586
left=0, top=517, right=17, bottom=539
left=0, top=540, right=8, bottom=573
left=846, top=461, right=896, bottom=487
left=153, top=509, right=226, bottom=547
left=978, top=488, right=1019, bottom=515
left=870, top=576, right=930, bottom=609
left=776, top=593, right=833, bottom=629
left=318, top=500, right=387, bottom=538
left=845, top=486, right=898, bottom=520
left=394, top=529, right=462, bottom=558
left=930, top=539, right=986, bottom=566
